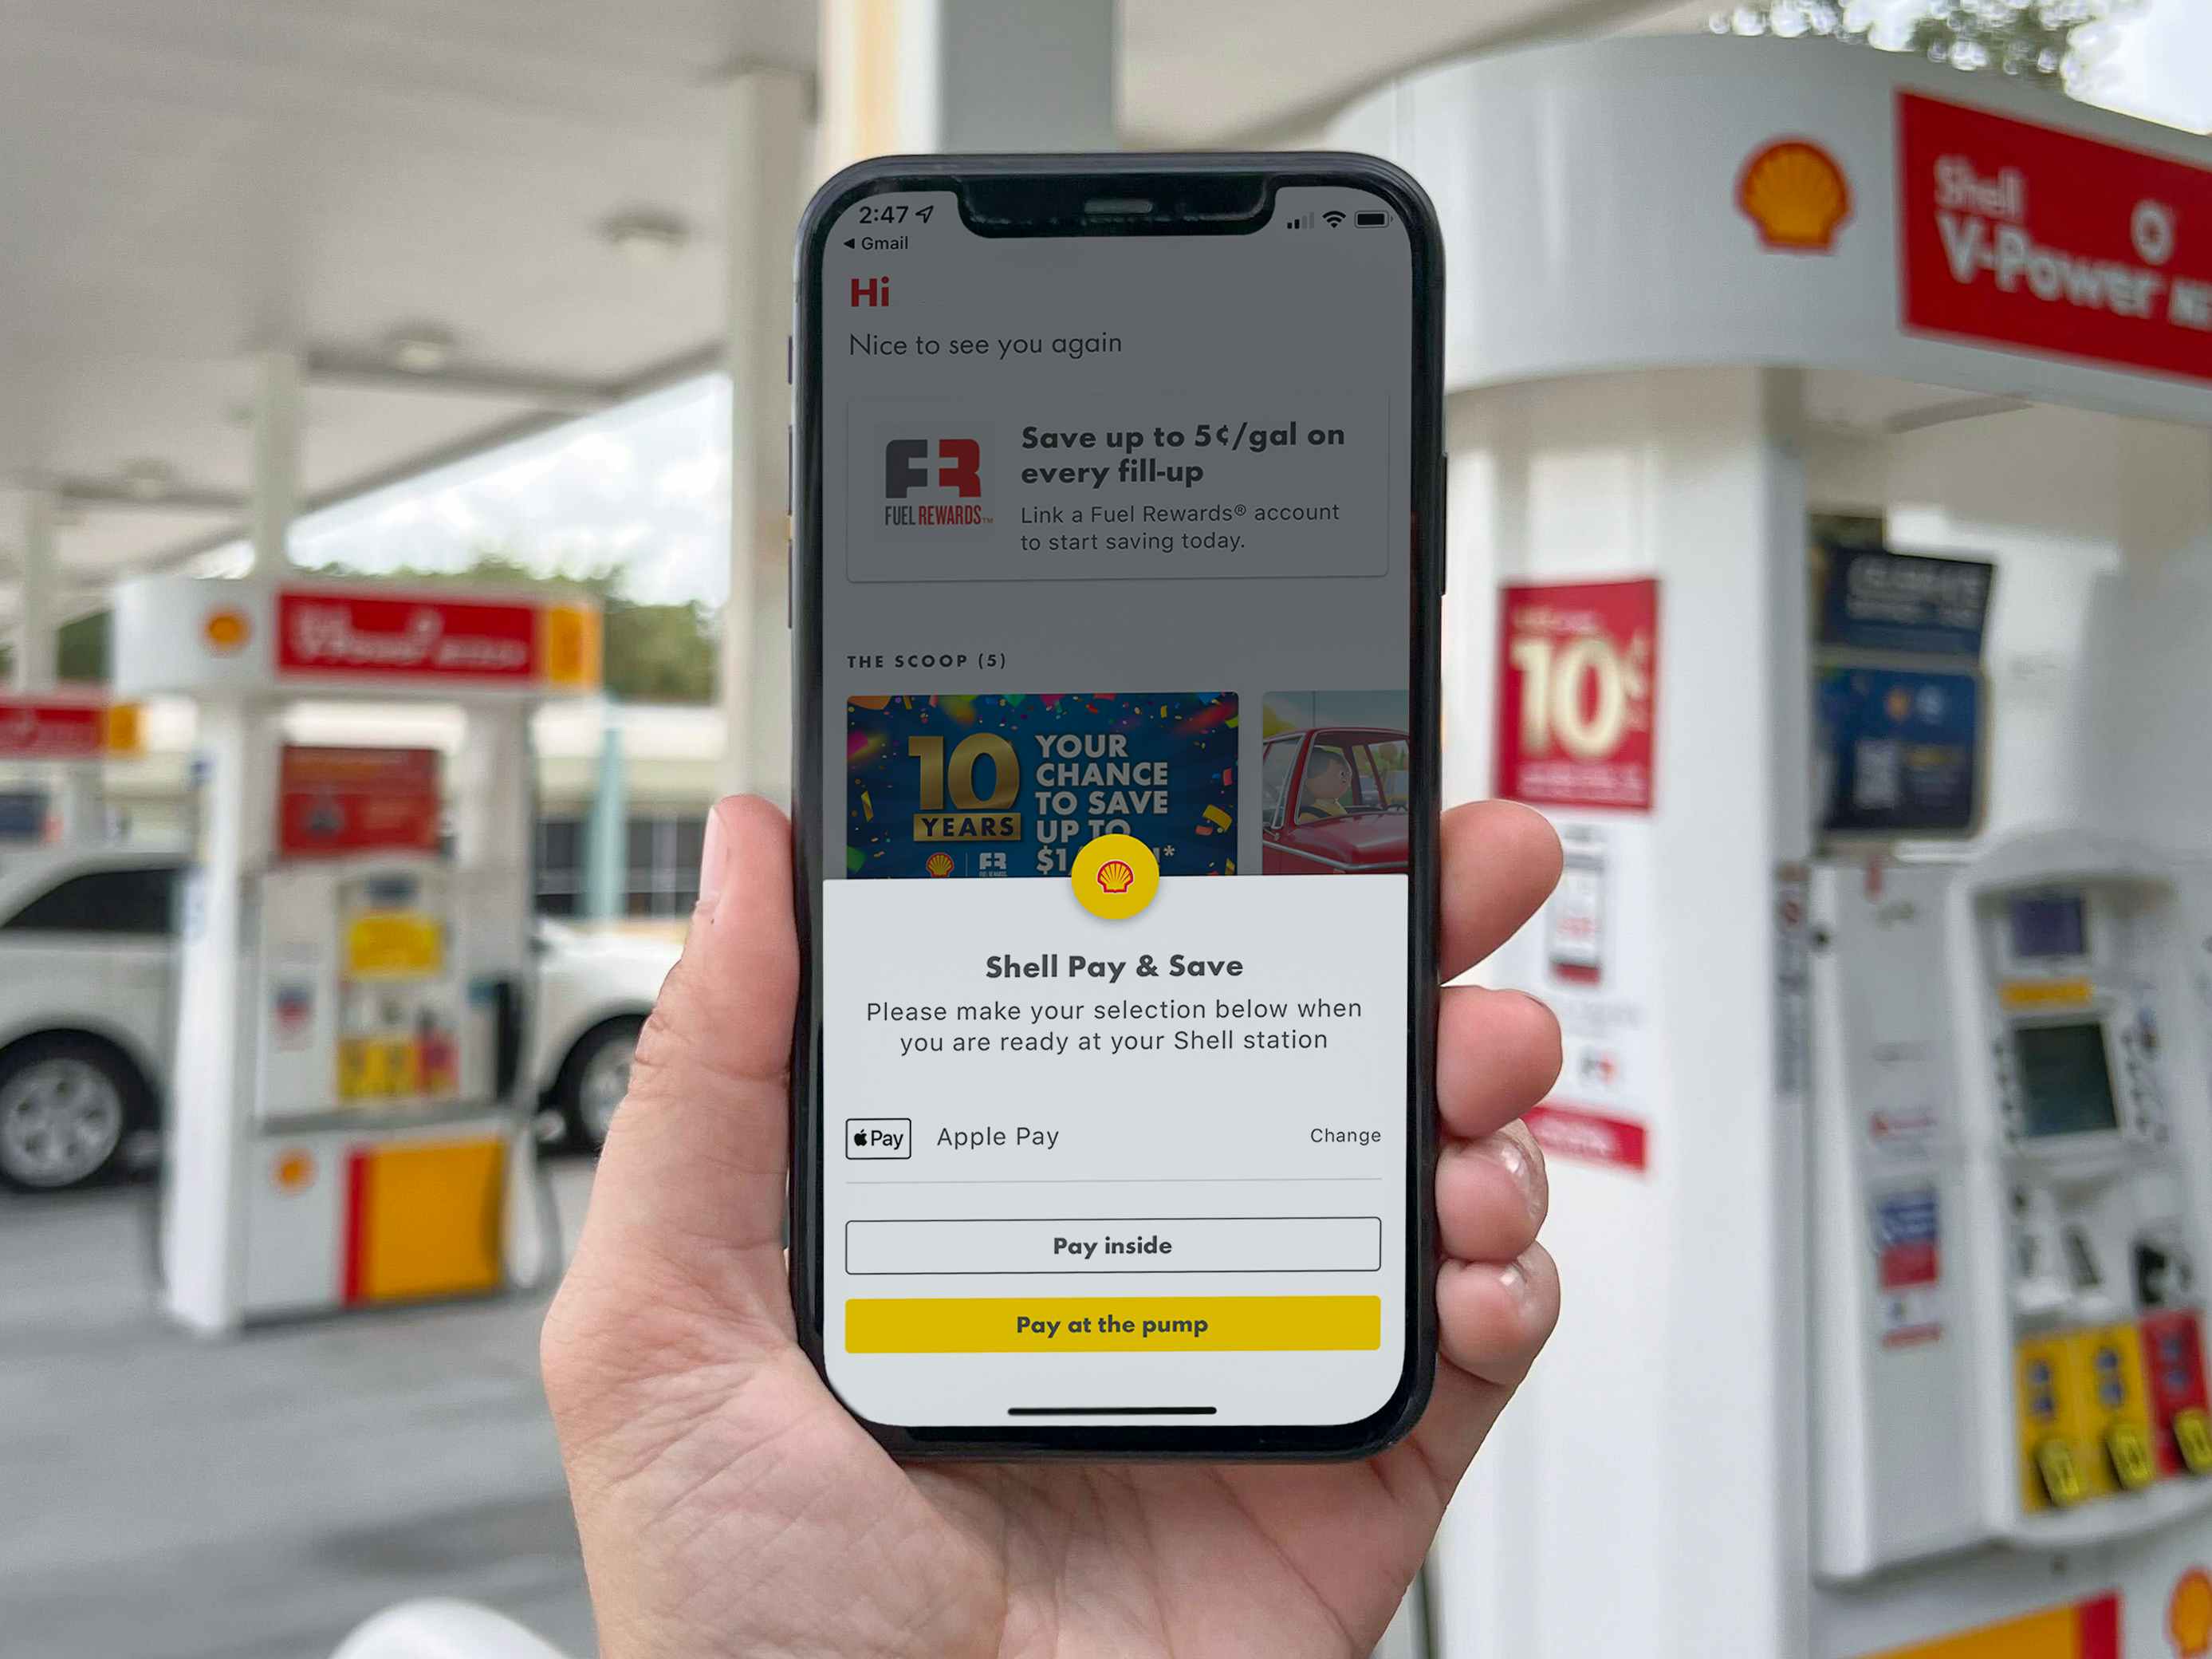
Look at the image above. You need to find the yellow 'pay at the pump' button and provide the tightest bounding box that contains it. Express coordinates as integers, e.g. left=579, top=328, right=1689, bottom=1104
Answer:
left=844, top=1294, right=1381, bottom=1354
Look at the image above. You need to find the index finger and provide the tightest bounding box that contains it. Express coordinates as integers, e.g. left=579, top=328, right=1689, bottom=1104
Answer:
left=1439, top=800, right=1563, bottom=981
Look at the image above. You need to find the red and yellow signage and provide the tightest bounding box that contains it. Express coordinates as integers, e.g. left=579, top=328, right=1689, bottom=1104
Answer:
left=1737, top=136, right=1853, bottom=253
left=277, top=745, right=442, bottom=857
left=270, top=585, right=599, bottom=689
left=1494, top=577, right=1660, bottom=814
left=0, top=697, right=108, bottom=759
left=277, top=589, right=537, bottom=682
left=342, top=1138, right=505, bottom=1306
left=1900, top=90, right=2212, bottom=385
left=1864, top=1592, right=2119, bottom=1659
left=1523, top=1101, right=1649, bottom=1173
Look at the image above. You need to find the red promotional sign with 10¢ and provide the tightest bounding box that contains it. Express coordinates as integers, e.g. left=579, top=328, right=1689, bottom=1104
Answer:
left=1494, top=577, right=1659, bottom=813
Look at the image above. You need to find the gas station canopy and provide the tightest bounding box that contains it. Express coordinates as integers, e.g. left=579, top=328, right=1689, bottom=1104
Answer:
left=0, top=0, right=1670, bottom=625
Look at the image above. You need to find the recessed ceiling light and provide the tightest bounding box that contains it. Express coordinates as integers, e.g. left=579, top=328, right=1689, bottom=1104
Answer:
left=119, top=459, right=176, bottom=501
left=388, top=325, right=456, bottom=374
left=600, top=209, right=690, bottom=264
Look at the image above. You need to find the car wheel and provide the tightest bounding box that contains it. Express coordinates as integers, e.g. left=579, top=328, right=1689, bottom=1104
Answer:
left=0, top=1035, right=144, bottom=1192
left=557, top=1017, right=644, bottom=1152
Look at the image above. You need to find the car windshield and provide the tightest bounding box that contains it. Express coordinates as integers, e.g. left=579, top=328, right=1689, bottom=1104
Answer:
left=1314, top=737, right=1409, bottom=818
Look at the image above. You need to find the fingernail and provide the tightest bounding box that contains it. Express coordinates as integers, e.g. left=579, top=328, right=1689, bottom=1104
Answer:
left=1482, top=1133, right=1545, bottom=1225
left=698, top=802, right=732, bottom=916
left=1505, top=1130, right=1549, bottom=1221
left=1496, top=1259, right=1532, bottom=1309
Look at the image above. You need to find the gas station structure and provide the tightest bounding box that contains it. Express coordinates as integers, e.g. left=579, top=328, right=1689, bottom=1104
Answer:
left=1328, top=31, right=2212, bottom=1659
left=10, top=2, right=2212, bottom=1658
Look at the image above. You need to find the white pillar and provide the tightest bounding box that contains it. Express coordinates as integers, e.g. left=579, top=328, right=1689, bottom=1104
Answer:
left=163, top=698, right=279, bottom=1334
left=247, top=349, right=303, bottom=575
left=457, top=702, right=552, bottom=1291
left=818, top=0, right=1116, bottom=175
left=14, top=486, right=57, bottom=692
left=720, top=68, right=810, bottom=805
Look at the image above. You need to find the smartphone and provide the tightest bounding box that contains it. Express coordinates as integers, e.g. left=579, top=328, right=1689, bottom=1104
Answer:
left=791, top=155, right=1443, bottom=1458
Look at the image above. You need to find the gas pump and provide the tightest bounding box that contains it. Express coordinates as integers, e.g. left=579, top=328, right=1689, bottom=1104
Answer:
left=111, top=573, right=599, bottom=1334
left=1327, top=33, right=2212, bottom=1659
left=1809, top=836, right=2212, bottom=1579
left=0, top=690, right=136, bottom=847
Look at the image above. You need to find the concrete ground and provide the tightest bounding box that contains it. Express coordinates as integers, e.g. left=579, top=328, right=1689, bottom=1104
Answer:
left=0, top=1161, right=601, bottom=1659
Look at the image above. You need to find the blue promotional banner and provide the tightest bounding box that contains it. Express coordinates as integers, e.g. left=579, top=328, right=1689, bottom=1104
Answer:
left=1815, top=543, right=1994, bottom=660
left=846, top=692, right=1237, bottom=878
left=1816, top=664, right=1982, bottom=837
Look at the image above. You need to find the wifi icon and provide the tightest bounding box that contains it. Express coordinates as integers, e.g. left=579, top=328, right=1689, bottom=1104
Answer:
left=1321, top=210, right=1348, bottom=228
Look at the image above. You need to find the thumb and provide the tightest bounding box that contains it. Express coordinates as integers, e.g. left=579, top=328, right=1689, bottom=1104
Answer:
left=565, top=794, right=799, bottom=1337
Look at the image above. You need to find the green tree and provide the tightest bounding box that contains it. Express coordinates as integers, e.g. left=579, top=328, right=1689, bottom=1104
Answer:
left=0, top=618, right=99, bottom=685
left=57, top=612, right=107, bottom=684
left=1718, top=0, right=2136, bottom=96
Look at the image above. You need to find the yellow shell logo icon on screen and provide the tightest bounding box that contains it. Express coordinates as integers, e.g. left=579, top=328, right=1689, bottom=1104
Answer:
left=1736, top=138, right=1852, bottom=254
left=1071, top=833, right=1160, bottom=920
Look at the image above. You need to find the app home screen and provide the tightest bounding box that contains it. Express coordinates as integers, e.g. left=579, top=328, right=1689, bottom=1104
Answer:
left=818, top=187, right=1415, bottom=1426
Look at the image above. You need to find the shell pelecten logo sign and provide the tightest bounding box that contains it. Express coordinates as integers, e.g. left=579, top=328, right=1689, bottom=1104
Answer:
left=1737, top=136, right=1854, bottom=254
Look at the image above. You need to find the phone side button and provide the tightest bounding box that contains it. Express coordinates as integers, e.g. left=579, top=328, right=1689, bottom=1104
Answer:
left=1439, top=451, right=1448, bottom=594
left=787, top=419, right=796, bottom=629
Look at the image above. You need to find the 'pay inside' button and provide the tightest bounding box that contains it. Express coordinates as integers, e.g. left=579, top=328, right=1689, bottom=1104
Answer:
left=846, top=1117, right=911, bottom=1160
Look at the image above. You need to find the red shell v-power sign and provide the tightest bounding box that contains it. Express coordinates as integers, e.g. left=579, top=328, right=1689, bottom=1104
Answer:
left=1494, top=577, right=1659, bottom=814
left=1900, top=89, right=2212, bottom=385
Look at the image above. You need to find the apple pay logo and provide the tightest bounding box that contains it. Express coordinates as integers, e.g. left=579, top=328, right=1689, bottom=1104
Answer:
left=846, top=1117, right=911, bottom=1160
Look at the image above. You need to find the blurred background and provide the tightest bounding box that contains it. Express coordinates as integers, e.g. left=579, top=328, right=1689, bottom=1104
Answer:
left=5, top=2, right=2212, bottom=1657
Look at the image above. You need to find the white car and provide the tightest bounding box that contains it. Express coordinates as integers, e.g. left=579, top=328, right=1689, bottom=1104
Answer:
left=0, top=848, right=677, bottom=1192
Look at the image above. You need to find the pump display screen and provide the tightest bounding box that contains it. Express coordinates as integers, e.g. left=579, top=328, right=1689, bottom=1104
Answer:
left=2009, top=893, right=2087, bottom=961
left=2013, top=1022, right=2120, bottom=1139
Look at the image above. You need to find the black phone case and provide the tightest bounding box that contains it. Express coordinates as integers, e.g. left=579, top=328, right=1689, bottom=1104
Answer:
left=789, top=152, right=1446, bottom=1460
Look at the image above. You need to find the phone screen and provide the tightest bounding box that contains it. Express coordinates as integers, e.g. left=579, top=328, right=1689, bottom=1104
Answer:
left=802, top=171, right=1428, bottom=1438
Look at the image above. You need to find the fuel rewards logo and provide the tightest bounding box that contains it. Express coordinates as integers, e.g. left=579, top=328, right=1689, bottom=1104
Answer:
left=883, top=437, right=988, bottom=529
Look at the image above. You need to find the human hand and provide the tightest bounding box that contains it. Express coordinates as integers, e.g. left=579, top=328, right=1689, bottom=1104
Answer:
left=543, top=794, right=1563, bottom=1659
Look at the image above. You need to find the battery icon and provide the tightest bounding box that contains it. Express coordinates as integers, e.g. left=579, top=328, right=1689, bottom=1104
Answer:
left=1355, top=211, right=1388, bottom=227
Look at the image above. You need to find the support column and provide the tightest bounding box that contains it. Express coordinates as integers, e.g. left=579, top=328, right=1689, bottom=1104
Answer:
left=817, top=0, right=1116, bottom=175
left=722, top=7, right=1113, bottom=805
left=719, top=68, right=809, bottom=804
left=585, top=710, right=628, bottom=920
left=247, top=349, right=303, bottom=575
left=14, top=486, right=56, bottom=692
left=163, top=698, right=279, bottom=1334
left=456, top=701, right=553, bottom=1291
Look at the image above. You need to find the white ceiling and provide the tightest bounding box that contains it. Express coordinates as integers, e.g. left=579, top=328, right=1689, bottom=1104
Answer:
left=0, top=0, right=1671, bottom=613
left=1121, top=0, right=1669, bottom=142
